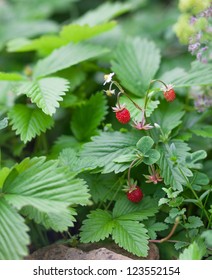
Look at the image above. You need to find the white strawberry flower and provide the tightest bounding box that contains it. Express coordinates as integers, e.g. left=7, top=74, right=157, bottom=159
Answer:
left=103, top=72, right=114, bottom=85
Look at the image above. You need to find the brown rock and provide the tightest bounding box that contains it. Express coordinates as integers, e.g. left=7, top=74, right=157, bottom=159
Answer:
left=26, top=242, right=159, bottom=260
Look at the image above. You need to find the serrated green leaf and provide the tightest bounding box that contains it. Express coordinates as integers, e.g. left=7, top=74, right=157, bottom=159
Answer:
left=150, top=101, right=185, bottom=134
left=80, top=173, right=121, bottom=204
left=112, top=37, right=161, bottom=96
left=112, top=220, right=148, bottom=257
left=143, top=149, right=160, bottom=165
left=33, top=42, right=109, bottom=78
left=136, top=136, right=154, bottom=154
left=184, top=216, right=204, bottom=229
left=16, top=77, right=70, bottom=116
left=144, top=219, right=168, bottom=240
left=71, top=93, right=108, bottom=141
left=179, top=241, right=205, bottom=260
left=171, top=62, right=212, bottom=87
left=60, top=22, right=116, bottom=43
left=190, top=125, right=212, bottom=138
left=113, top=196, right=158, bottom=221
left=80, top=209, right=114, bottom=243
left=0, top=72, right=24, bottom=81
left=158, top=141, right=192, bottom=190
left=1, top=156, right=90, bottom=236
left=0, top=198, right=29, bottom=260
left=51, top=135, right=81, bottom=158
left=80, top=131, right=141, bottom=174
left=8, top=105, right=54, bottom=143
left=75, top=2, right=131, bottom=26
left=58, top=148, right=97, bottom=174
left=21, top=206, right=76, bottom=232
left=113, top=154, right=136, bottom=164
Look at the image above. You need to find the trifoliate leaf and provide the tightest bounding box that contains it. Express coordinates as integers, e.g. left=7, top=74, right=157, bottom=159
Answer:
left=16, top=77, right=70, bottom=115
left=0, top=198, right=29, bottom=260
left=112, top=220, right=149, bottom=257
left=80, top=209, right=114, bottom=243
left=112, top=37, right=161, bottom=96
left=8, top=105, right=54, bottom=143
left=71, top=92, right=108, bottom=141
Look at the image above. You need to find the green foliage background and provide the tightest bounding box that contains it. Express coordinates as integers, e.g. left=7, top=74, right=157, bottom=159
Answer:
left=0, top=0, right=211, bottom=260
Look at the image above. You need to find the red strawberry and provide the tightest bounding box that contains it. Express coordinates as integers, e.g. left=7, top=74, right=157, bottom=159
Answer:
left=164, top=88, right=176, bottom=102
left=127, top=186, right=143, bottom=203
left=112, top=104, right=130, bottom=124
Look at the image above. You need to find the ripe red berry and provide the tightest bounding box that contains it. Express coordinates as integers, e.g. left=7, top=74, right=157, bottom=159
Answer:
left=164, top=89, right=176, bottom=102
left=116, top=108, right=131, bottom=124
left=127, top=186, right=143, bottom=203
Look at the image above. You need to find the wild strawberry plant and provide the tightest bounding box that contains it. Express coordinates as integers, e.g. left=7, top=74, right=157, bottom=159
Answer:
left=0, top=0, right=211, bottom=260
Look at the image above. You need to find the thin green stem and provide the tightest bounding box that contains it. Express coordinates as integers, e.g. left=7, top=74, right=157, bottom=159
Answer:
left=127, top=158, right=140, bottom=187
left=112, top=81, right=143, bottom=111
left=143, top=79, right=168, bottom=118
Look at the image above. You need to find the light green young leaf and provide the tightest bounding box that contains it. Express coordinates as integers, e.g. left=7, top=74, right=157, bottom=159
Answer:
left=16, top=77, right=70, bottom=115
left=179, top=241, right=205, bottom=260
left=0, top=118, right=8, bottom=130
left=0, top=198, right=29, bottom=260
left=80, top=131, right=141, bottom=174
left=186, top=150, right=207, bottom=169
left=71, top=93, right=108, bottom=141
left=113, top=154, right=136, bottom=164
left=112, top=37, right=161, bottom=96
left=80, top=209, right=114, bottom=243
left=8, top=105, right=54, bottom=143
left=33, top=42, right=109, bottom=78
left=143, top=149, right=160, bottom=165
left=112, top=220, right=148, bottom=257
left=136, top=136, right=154, bottom=154
left=113, top=196, right=158, bottom=221
left=7, top=22, right=116, bottom=55
left=0, top=72, right=24, bottom=81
